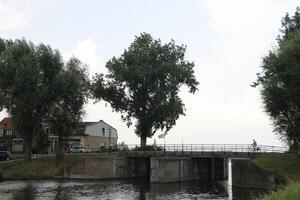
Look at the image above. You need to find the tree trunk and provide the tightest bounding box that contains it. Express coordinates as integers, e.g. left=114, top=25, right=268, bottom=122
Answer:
left=140, top=135, right=147, bottom=149
left=56, top=135, right=64, bottom=166
left=291, top=139, right=299, bottom=153
left=24, top=136, right=32, bottom=162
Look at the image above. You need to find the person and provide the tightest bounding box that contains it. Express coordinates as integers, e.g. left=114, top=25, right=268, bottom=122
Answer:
left=252, top=139, right=257, bottom=152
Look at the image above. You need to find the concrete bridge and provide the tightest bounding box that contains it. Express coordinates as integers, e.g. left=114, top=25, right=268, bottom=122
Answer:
left=63, top=144, right=287, bottom=189
left=118, top=144, right=287, bottom=159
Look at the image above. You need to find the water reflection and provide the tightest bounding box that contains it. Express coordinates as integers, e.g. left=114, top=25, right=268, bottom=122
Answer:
left=0, top=179, right=268, bottom=200
left=13, top=184, right=35, bottom=200
left=0, top=179, right=227, bottom=200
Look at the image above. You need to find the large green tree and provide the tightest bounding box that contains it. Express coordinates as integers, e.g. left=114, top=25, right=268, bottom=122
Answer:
left=0, top=39, right=64, bottom=161
left=92, top=33, right=199, bottom=148
left=253, top=8, right=300, bottom=152
left=47, top=57, right=89, bottom=165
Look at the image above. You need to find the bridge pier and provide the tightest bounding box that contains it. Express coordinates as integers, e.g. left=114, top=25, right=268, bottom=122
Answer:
left=128, top=157, right=150, bottom=178
left=150, top=157, right=194, bottom=182
left=150, top=157, right=228, bottom=183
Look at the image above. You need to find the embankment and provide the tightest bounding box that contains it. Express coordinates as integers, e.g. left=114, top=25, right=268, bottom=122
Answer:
left=254, top=154, right=300, bottom=200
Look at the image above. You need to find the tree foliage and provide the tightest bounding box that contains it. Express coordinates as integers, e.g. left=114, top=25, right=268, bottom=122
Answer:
left=0, top=38, right=64, bottom=161
left=253, top=7, right=300, bottom=152
left=47, top=58, right=89, bottom=164
left=92, top=33, right=199, bottom=147
left=0, top=38, right=89, bottom=161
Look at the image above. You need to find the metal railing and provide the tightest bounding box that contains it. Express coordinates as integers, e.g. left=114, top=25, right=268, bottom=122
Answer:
left=121, top=144, right=288, bottom=154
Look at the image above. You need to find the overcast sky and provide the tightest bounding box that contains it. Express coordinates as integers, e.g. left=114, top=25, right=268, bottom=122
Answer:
left=0, top=0, right=299, bottom=146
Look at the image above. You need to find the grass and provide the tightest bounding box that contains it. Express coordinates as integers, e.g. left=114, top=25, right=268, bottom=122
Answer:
left=0, top=157, right=62, bottom=180
left=260, top=181, right=300, bottom=200
left=255, top=154, right=300, bottom=182
left=254, top=154, right=300, bottom=200
left=0, top=152, right=118, bottom=181
left=10, top=153, right=24, bottom=160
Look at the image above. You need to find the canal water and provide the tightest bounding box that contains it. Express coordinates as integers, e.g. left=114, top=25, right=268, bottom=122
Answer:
left=0, top=179, right=267, bottom=200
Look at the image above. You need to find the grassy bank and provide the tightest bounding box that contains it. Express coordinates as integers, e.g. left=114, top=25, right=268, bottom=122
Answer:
left=0, top=153, right=118, bottom=181
left=0, top=157, right=62, bottom=180
left=254, top=154, right=300, bottom=200
left=259, top=181, right=300, bottom=200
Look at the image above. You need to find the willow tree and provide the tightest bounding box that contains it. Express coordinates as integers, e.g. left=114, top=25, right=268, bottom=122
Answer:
left=0, top=38, right=63, bottom=161
left=47, top=58, right=89, bottom=165
left=92, top=33, right=199, bottom=148
left=253, top=8, right=300, bottom=152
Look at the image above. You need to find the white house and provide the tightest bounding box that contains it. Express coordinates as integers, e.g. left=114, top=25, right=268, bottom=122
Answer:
left=48, top=120, right=118, bottom=152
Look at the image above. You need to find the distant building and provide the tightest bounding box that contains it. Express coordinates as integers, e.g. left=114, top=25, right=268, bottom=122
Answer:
left=0, top=117, right=118, bottom=153
left=48, top=120, right=118, bottom=152
left=0, top=117, right=23, bottom=152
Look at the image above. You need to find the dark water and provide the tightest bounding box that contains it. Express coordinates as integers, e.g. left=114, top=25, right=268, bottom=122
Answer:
left=0, top=179, right=267, bottom=200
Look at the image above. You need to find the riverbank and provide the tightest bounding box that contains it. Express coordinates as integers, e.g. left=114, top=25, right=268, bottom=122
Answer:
left=0, top=153, right=118, bottom=181
left=254, top=154, right=300, bottom=200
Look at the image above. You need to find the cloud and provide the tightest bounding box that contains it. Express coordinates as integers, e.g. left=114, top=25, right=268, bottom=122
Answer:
left=202, top=0, right=298, bottom=56
left=178, top=0, right=300, bottom=145
left=0, top=0, right=44, bottom=30
left=64, top=38, right=106, bottom=77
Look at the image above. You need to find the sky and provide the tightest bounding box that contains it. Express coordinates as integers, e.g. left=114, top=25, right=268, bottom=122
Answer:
left=0, top=0, right=299, bottom=146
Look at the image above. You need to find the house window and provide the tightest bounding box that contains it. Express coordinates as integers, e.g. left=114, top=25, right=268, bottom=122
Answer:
left=102, top=128, right=105, bottom=136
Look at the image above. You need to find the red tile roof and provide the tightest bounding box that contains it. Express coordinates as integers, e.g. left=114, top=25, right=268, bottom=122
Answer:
left=0, top=117, right=13, bottom=129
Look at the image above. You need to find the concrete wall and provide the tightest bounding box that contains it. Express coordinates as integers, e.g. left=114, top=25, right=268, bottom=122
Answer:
left=151, top=157, right=197, bottom=183
left=194, top=157, right=212, bottom=180
left=63, top=156, right=229, bottom=184
left=150, top=157, right=227, bottom=183
left=64, top=157, right=129, bottom=179
left=231, top=158, right=274, bottom=189
left=63, top=157, right=149, bottom=180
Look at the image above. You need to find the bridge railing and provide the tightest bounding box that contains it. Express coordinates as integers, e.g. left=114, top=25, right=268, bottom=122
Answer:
left=122, top=144, right=288, bottom=153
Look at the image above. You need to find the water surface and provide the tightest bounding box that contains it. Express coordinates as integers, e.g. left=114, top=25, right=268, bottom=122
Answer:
left=0, top=179, right=268, bottom=200
left=0, top=179, right=229, bottom=200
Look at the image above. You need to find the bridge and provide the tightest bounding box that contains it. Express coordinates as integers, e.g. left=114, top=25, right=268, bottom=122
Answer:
left=115, top=144, right=287, bottom=185
left=118, top=144, right=288, bottom=158
left=63, top=144, right=287, bottom=188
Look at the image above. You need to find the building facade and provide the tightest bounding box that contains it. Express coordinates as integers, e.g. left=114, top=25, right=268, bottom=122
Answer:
left=48, top=120, right=118, bottom=152
left=0, top=117, right=23, bottom=152
left=0, top=117, right=118, bottom=153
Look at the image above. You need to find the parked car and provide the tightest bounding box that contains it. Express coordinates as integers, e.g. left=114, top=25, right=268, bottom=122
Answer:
left=0, top=151, right=10, bottom=161
left=70, top=146, right=86, bottom=153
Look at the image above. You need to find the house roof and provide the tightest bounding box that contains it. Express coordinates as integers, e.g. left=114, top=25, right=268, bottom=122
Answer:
left=85, top=120, right=117, bottom=132
left=73, top=120, right=117, bottom=136
left=0, top=118, right=13, bottom=129
left=74, top=122, right=95, bottom=136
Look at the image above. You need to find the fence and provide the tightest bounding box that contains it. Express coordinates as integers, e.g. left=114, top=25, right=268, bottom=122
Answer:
left=123, top=144, right=288, bottom=153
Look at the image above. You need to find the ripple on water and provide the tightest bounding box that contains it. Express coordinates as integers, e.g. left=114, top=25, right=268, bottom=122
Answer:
left=0, top=180, right=228, bottom=200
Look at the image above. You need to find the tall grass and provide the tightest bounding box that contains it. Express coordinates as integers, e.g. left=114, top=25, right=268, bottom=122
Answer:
left=260, top=182, right=300, bottom=200
left=255, top=154, right=300, bottom=200
left=255, top=154, right=300, bottom=182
